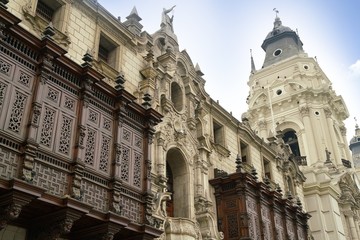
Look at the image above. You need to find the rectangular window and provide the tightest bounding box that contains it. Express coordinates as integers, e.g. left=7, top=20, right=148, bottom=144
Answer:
left=213, top=120, right=224, bottom=145
left=98, top=34, right=118, bottom=68
left=36, top=0, right=54, bottom=22
left=36, top=0, right=62, bottom=23
left=240, top=141, right=248, bottom=163
left=263, top=158, right=271, bottom=179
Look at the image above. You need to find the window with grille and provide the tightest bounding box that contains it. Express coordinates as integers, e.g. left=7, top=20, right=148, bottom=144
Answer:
left=98, top=45, right=109, bottom=62
left=98, top=34, right=118, bottom=68
left=36, top=0, right=54, bottom=22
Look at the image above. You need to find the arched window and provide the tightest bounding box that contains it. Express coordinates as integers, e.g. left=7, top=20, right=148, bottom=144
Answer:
left=287, top=176, right=295, bottom=195
left=170, top=82, right=183, bottom=112
left=283, top=130, right=301, bottom=156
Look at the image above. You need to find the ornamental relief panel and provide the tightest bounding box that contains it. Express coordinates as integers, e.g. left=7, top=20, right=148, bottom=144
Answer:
left=120, top=125, right=143, bottom=189
left=274, top=211, right=285, bottom=240
left=156, top=111, right=197, bottom=164
left=0, top=82, right=7, bottom=111
left=5, top=89, right=30, bottom=138
left=0, top=147, right=19, bottom=179
left=33, top=162, right=68, bottom=197
left=0, top=58, right=34, bottom=138
left=83, top=105, right=113, bottom=173
left=56, top=114, right=74, bottom=156
left=246, top=195, right=260, bottom=239
left=0, top=58, right=14, bottom=80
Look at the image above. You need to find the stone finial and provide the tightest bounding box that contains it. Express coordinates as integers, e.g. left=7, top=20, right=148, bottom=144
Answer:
left=144, top=50, right=154, bottom=65
left=264, top=176, right=271, bottom=188
left=296, top=196, right=303, bottom=209
left=115, top=71, right=126, bottom=91
left=195, top=63, right=204, bottom=76
left=250, top=165, right=258, bottom=180
left=42, top=22, right=55, bottom=39
left=142, top=93, right=152, bottom=109
left=250, top=49, right=256, bottom=74
left=286, top=191, right=293, bottom=200
left=81, top=49, right=93, bottom=67
left=235, top=154, right=242, bottom=172
left=123, top=6, right=143, bottom=35
left=275, top=183, right=282, bottom=194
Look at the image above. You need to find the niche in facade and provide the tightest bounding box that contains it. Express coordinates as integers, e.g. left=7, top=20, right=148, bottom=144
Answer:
left=170, top=82, right=183, bottom=112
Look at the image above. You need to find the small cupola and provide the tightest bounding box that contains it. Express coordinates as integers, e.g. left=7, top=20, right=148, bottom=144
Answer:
left=261, top=10, right=304, bottom=68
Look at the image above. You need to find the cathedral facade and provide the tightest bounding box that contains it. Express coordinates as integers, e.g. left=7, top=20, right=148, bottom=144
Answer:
left=0, top=0, right=356, bottom=239
left=246, top=14, right=360, bottom=239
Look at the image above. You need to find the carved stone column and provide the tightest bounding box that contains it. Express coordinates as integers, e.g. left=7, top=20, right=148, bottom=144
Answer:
left=323, top=107, right=342, bottom=165
left=299, top=106, right=318, bottom=165
left=258, top=120, right=267, bottom=139
left=339, top=125, right=352, bottom=161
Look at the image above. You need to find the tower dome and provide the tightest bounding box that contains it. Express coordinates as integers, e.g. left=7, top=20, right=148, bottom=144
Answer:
left=261, top=15, right=304, bottom=68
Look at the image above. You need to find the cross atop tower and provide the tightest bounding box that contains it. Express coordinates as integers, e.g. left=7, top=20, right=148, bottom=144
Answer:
left=273, top=8, right=279, bottom=18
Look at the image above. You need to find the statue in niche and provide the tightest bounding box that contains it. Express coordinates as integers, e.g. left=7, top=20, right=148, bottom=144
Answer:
left=161, top=5, right=176, bottom=32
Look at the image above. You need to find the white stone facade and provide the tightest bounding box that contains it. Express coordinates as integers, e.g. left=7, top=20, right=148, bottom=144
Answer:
left=1, top=1, right=314, bottom=239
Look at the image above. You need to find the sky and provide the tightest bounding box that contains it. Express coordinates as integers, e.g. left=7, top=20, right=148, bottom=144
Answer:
left=98, top=0, right=360, bottom=142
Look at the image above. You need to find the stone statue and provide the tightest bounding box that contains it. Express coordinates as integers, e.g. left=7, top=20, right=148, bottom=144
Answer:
left=161, top=5, right=176, bottom=32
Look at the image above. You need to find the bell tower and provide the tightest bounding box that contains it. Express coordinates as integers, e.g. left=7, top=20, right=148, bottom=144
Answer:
left=246, top=14, right=351, bottom=167
left=350, top=120, right=360, bottom=167
left=245, top=12, right=357, bottom=239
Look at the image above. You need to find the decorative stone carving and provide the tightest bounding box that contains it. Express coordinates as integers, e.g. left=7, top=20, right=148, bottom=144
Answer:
left=0, top=203, right=22, bottom=230
left=22, top=143, right=38, bottom=183
left=299, top=106, right=309, bottom=118
left=324, top=107, right=332, bottom=118
left=71, top=163, right=84, bottom=200
left=339, top=125, right=347, bottom=136
left=35, top=218, right=74, bottom=240
left=77, top=125, right=86, bottom=148
left=258, top=120, right=267, bottom=130
left=31, top=102, right=41, bottom=126
left=152, top=190, right=171, bottom=217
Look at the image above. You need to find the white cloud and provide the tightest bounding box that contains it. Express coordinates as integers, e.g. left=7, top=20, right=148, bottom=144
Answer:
left=349, top=60, right=360, bottom=75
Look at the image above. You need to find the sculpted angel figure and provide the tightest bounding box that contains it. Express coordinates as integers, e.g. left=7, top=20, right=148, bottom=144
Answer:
left=161, top=5, right=176, bottom=32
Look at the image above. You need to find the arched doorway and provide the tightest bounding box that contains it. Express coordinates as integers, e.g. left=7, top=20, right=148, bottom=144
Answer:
left=166, top=163, right=174, bottom=217
left=166, top=148, right=190, bottom=218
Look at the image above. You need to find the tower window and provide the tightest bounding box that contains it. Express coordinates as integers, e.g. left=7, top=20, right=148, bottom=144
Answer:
left=283, top=130, right=301, bottom=156
left=273, top=49, right=282, bottom=56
